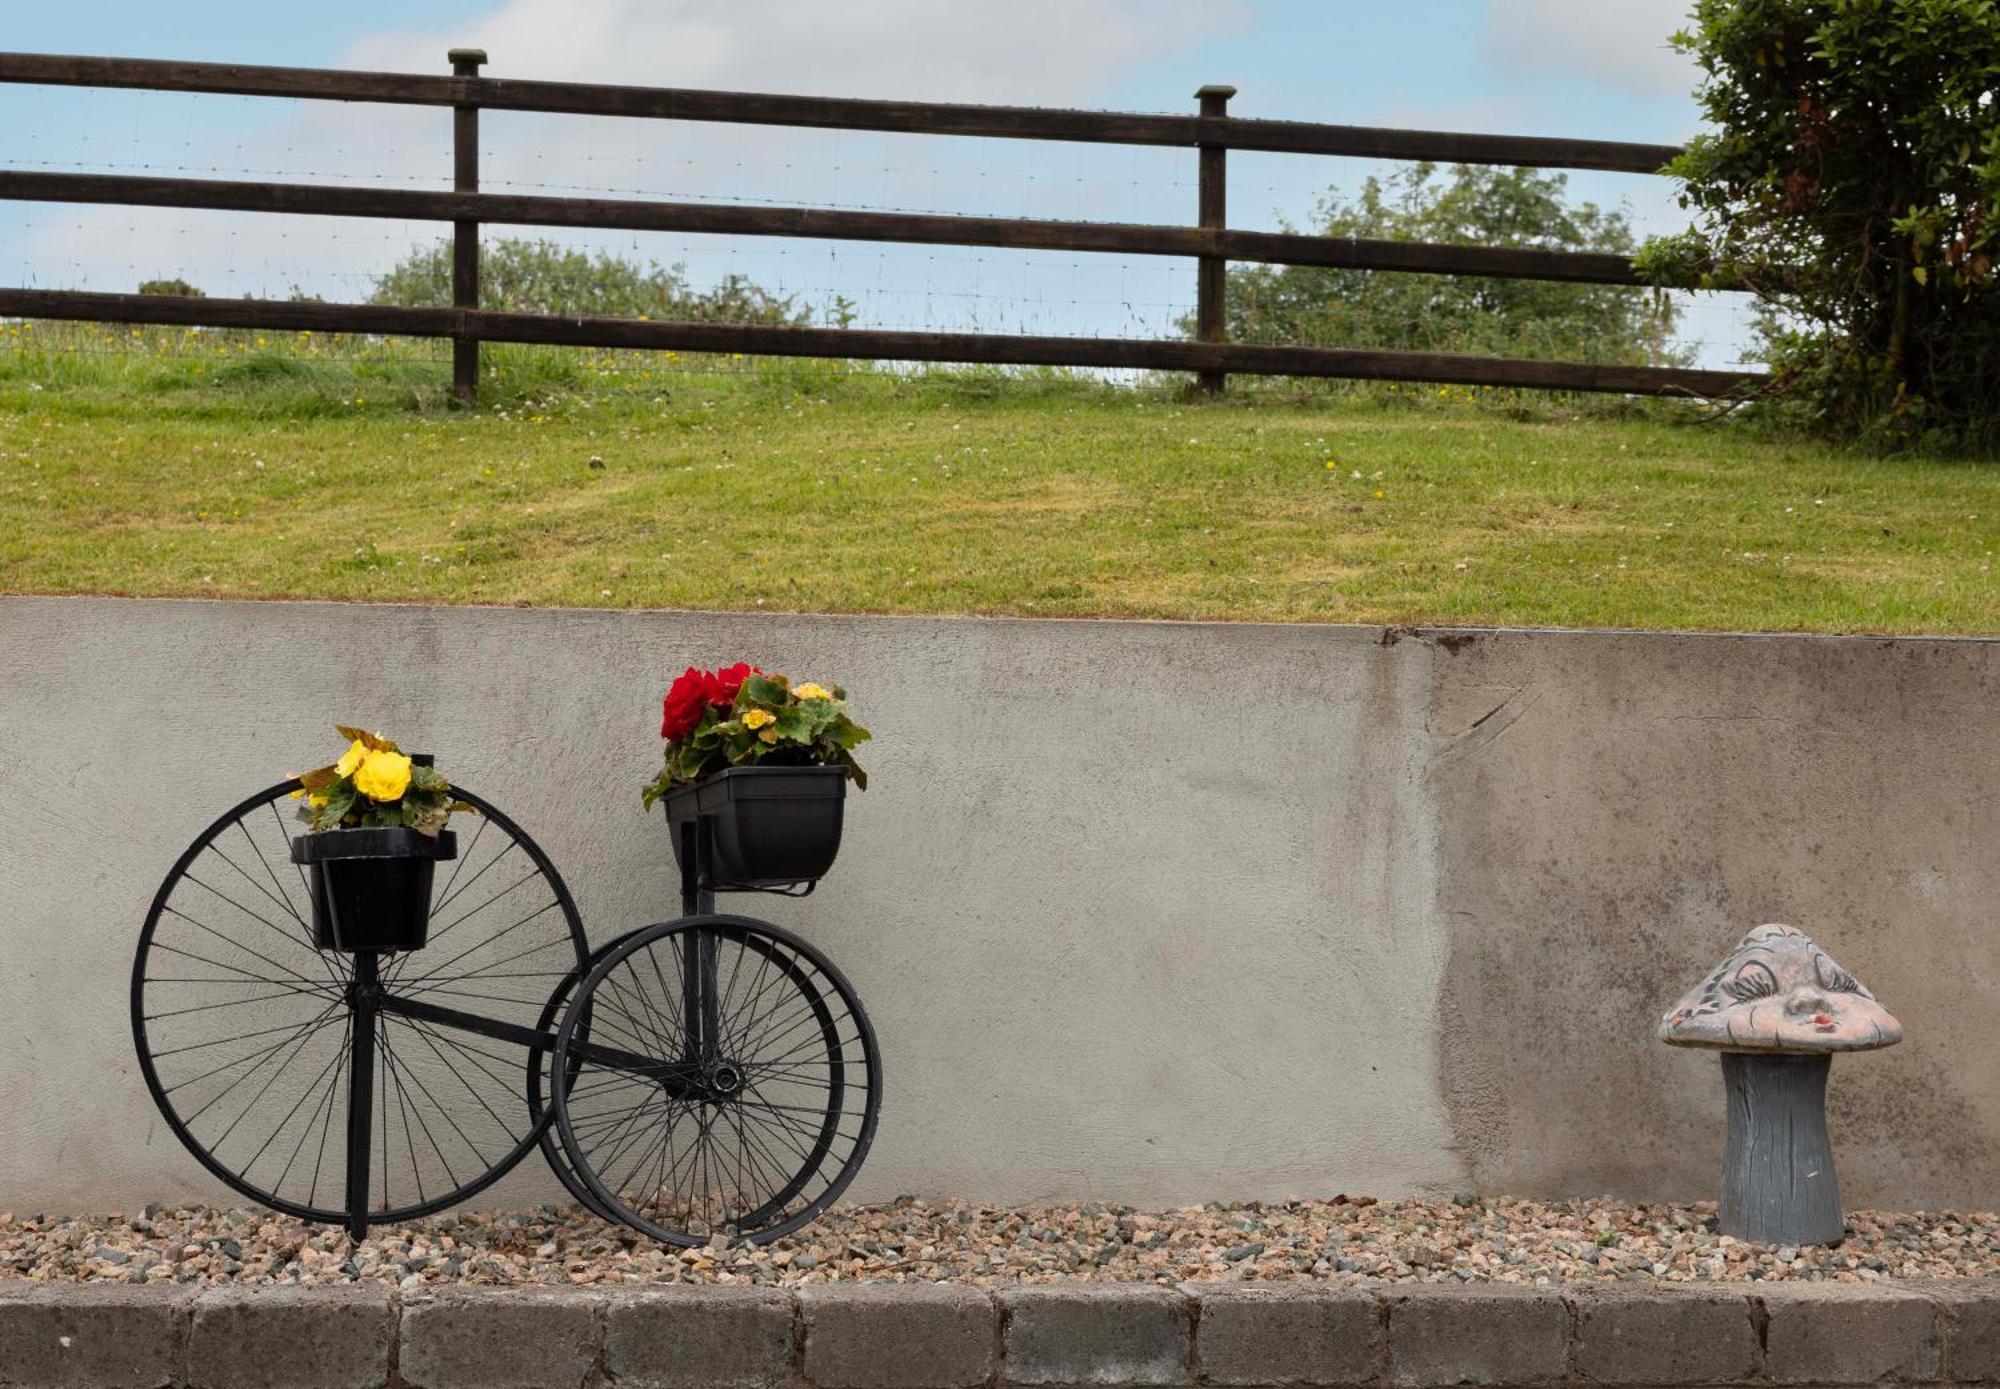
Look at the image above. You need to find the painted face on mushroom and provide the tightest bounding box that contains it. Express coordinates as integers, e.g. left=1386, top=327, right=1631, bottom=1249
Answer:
left=1659, top=923, right=1902, bottom=1053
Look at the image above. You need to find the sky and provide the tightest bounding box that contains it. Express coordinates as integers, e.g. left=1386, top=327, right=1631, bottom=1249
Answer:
left=0, top=0, right=1753, bottom=366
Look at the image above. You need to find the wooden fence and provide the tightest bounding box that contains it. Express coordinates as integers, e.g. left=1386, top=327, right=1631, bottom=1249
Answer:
left=0, top=49, right=1760, bottom=400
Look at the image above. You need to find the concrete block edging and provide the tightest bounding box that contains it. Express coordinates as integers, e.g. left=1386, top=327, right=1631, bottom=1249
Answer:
left=0, top=1279, right=1991, bottom=1389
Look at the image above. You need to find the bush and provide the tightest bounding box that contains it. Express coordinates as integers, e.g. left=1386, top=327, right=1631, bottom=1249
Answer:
left=370, top=237, right=810, bottom=325
left=1200, top=163, right=1684, bottom=366
left=1639, top=0, right=2000, bottom=449
left=137, top=278, right=204, bottom=297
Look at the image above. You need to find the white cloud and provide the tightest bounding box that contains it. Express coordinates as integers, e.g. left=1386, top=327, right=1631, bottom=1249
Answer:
left=342, top=0, right=1229, bottom=103
left=1480, top=0, right=1696, bottom=99
left=18, top=0, right=1241, bottom=312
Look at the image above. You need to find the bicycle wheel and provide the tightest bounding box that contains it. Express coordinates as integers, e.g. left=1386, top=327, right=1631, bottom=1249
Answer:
left=526, top=935, right=626, bottom=1224
left=551, top=914, right=881, bottom=1245
left=131, top=780, right=589, bottom=1232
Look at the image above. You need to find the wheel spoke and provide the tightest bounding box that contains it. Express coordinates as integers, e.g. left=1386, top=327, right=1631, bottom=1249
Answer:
left=136, top=780, right=585, bottom=1227
left=554, top=916, right=878, bottom=1246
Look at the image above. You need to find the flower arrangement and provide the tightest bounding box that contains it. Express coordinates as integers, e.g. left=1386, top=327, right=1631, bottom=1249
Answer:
left=294, top=726, right=464, bottom=835
left=643, top=663, right=870, bottom=809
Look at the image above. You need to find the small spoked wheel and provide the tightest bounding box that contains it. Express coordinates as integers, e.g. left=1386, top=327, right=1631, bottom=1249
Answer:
left=552, top=914, right=881, bottom=1246
left=131, top=780, right=588, bottom=1233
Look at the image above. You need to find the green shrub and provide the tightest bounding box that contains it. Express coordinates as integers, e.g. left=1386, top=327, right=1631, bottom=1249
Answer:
left=369, top=237, right=809, bottom=325
left=1639, top=0, right=2000, bottom=449
left=1200, top=163, right=1684, bottom=366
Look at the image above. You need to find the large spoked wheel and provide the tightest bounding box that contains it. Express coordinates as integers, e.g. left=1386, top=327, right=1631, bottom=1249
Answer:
left=131, top=780, right=589, bottom=1235
left=551, top=914, right=881, bottom=1246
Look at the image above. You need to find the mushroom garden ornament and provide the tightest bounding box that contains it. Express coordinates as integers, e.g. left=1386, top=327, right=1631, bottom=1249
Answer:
left=1660, top=924, right=1902, bottom=1247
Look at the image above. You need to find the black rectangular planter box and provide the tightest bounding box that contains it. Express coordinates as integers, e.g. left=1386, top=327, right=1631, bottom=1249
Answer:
left=666, top=765, right=848, bottom=888
left=291, top=826, right=458, bottom=952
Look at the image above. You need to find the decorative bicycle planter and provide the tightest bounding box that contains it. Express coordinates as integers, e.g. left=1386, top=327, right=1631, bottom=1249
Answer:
left=132, top=701, right=880, bottom=1246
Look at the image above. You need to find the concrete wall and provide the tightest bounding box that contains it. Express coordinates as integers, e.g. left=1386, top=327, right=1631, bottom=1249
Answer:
left=1, top=596, right=1995, bottom=1214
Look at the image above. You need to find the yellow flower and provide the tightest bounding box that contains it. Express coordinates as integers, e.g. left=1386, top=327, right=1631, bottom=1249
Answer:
left=741, top=708, right=776, bottom=730
left=308, top=791, right=330, bottom=810
left=353, top=749, right=413, bottom=802
left=335, top=739, right=369, bottom=777
left=792, top=682, right=832, bottom=701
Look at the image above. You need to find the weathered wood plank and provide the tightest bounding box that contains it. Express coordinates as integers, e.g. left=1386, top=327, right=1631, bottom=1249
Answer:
left=0, top=52, right=1683, bottom=171
left=0, top=170, right=1670, bottom=286
left=0, top=287, right=1764, bottom=398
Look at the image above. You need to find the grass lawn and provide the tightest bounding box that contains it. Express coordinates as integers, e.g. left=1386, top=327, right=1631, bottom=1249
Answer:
left=1, top=326, right=1995, bottom=634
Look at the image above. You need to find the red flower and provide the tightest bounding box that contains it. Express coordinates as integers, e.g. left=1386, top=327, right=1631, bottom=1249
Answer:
left=712, top=662, right=760, bottom=707
left=660, top=666, right=719, bottom=742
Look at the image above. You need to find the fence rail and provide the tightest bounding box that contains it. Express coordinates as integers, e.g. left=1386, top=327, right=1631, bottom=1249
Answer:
left=0, top=48, right=1760, bottom=399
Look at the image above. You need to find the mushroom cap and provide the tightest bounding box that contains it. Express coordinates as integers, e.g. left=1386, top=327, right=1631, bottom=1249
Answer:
left=1659, top=923, right=1902, bottom=1053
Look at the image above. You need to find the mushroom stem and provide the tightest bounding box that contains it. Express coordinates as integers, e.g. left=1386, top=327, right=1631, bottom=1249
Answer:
left=1720, top=1051, right=1844, bottom=1246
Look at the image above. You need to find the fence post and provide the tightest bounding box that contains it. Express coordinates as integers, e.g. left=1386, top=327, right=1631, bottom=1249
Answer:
left=1193, top=83, right=1234, bottom=396
left=449, top=47, right=485, bottom=403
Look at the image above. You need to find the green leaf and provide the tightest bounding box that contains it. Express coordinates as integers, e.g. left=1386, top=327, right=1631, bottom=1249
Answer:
left=334, top=725, right=399, bottom=753
left=296, top=764, right=345, bottom=793
left=318, top=784, right=357, bottom=829
left=740, top=674, right=790, bottom=706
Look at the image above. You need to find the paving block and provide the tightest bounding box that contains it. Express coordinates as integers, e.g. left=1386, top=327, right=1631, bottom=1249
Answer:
left=1935, top=1282, right=2000, bottom=1383
left=1759, top=1283, right=1939, bottom=1385
left=802, top=1283, right=994, bottom=1388
left=188, top=1284, right=392, bottom=1389
left=1194, top=1284, right=1378, bottom=1386
left=1383, top=1285, right=1566, bottom=1388
left=1567, top=1287, right=1756, bottom=1385
left=0, top=1284, right=186, bottom=1389
left=1002, top=1284, right=1193, bottom=1386
left=398, top=1288, right=597, bottom=1389
left=602, top=1286, right=794, bottom=1389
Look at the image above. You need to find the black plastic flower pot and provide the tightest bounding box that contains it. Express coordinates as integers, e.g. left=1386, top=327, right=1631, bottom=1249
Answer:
left=290, top=826, right=458, bottom=952
left=665, top=765, right=848, bottom=888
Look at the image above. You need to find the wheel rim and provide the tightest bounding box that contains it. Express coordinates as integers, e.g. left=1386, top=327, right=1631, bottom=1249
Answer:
left=526, top=936, right=624, bottom=1224
left=131, top=780, right=589, bottom=1226
left=552, top=914, right=881, bottom=1246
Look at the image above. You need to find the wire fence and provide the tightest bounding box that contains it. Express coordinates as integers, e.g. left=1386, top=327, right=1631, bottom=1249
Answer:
left=0, top=51, right=1767, bottom=398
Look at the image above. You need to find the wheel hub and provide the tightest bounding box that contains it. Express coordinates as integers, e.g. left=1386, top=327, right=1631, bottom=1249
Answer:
left=703, top=1060, right=746, bottom=1100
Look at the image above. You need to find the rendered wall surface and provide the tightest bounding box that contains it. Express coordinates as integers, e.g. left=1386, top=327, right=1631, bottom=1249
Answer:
left=0, top=596, right=1993, bottom=1213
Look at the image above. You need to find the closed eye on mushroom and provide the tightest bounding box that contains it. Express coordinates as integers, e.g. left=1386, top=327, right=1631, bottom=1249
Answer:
left=1724, top=961, right=1778, bottom=1002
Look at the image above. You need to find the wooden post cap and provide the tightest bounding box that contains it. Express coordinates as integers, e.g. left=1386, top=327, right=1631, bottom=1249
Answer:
left=1194, top=84, right=1237, bottom=100
left=448, top=48, right=488, bottom=67
left=1660, top=923, right=1902, bottom=1053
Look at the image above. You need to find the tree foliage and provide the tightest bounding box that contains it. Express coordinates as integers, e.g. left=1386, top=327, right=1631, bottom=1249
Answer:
left=1205, top=163, right=1683, bottom=366
left=1638, top=0, right=2000, bottom=448
left=370, top=237, right=810, bottom=325
left=137, top=278, right=205, bottom=297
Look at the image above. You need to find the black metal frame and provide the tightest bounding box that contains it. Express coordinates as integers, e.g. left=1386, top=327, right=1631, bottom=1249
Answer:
left=133, top=777, right=879, bottom=1244
left=130, top=781, right=590, bottom=1237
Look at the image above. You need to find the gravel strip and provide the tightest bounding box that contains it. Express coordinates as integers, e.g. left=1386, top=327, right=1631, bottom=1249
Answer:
left=3, top=1196, right=1996, bottom=1288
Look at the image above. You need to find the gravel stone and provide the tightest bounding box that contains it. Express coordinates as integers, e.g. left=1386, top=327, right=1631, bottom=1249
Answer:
left=1, top=1197, right=1997, bottom=1291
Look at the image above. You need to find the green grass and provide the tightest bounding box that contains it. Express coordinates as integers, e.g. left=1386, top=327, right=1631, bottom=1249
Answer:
left=2, top=324, right=1996, bottom=634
